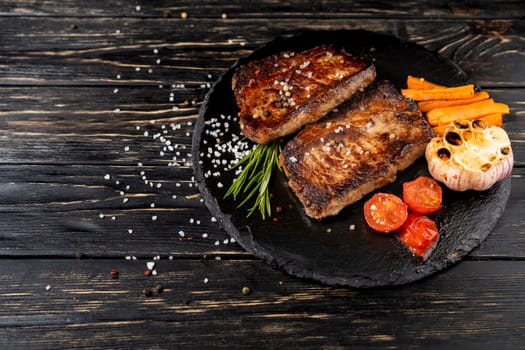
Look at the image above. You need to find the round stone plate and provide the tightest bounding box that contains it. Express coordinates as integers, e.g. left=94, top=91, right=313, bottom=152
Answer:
left=192, top=29, right=511, bottom=287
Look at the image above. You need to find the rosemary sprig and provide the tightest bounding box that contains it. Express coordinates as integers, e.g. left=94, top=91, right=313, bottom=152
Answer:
left=224, top=141, right=282, bottom=220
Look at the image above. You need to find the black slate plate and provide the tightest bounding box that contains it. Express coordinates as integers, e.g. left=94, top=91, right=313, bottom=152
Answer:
left=192, top=30, right=511, bottom=287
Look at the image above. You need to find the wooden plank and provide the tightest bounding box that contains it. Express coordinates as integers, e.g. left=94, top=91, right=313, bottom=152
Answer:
left=0, top=259, right=524, bottom=349
left=0, top=162, right=245, bottom=257
left=0, top=18, right=524, bottom=86
left=1, top=0, right=524, bottom=18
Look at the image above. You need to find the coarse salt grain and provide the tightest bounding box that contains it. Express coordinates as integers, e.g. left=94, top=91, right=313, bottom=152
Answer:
left=152, top=215, right=158, bottom=221
left=104, top=174, right=111, bottom=180
left=146, top=261, right=156, bottom=270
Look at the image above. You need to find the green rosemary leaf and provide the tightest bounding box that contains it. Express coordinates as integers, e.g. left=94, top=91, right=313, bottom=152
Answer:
left=225, top=141, right=281, bottom=220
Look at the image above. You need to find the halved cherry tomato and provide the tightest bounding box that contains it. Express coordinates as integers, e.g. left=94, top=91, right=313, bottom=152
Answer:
left=402, top=176, right=442, bottom=214
left=397, top=213, right=439, bottom=258
left=364, top=193, right=408, bottom=233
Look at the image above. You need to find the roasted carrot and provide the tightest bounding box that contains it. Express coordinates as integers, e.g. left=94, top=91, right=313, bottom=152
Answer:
left=401, top=84, right=475, bottom=101
left=426, top=99, right=510, bottom=126
left=480, top=113, right=504, bottom=127
left=418, top=91, right=490, bottom=112
left=406, top=75, right=444, bottom=90
left=432, top=114, right=503, bottom=136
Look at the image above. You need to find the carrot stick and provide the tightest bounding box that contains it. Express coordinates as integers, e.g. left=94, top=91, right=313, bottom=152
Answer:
left=426, top=99, right=510, bottom=126
left=401, top=84, right=475, bottom=101
left=418, top=91, right=490, bottom=112
left=432, top=114, right=503, bottom=136
left=480, top=113, right=503, bottom=127
left=406, top=75, right=444, bottom=90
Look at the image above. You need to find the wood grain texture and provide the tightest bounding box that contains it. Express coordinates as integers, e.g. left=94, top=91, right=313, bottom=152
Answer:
left=0, top=18, right=523, bottom=86
left=1, top=0, right=524, bottom=18
left=0, top=259, right=525, bottom=349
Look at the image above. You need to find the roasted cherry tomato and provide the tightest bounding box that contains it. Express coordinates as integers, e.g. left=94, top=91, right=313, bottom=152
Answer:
left=364, top=193, right=408, bottom=233
left=397, top=213, right=439, bottom=258
left=403, top=176, right=442, bottom=214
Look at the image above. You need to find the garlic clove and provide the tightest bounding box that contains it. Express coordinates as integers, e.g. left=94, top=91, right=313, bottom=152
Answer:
left=425, top=119, right=513, bottom=192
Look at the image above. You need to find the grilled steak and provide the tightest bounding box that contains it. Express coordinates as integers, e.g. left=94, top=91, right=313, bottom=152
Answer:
left=232, top=45, right=376, bottom=144
left=279, top=81, right=435, bottom=219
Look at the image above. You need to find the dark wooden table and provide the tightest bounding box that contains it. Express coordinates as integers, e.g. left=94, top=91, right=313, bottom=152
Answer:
left=1, top=1, right=524, bottom=348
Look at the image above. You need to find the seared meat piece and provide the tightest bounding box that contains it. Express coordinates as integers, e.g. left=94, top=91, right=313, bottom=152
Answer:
left=232, top=45, right=376, bottom=144
left=279, top=81, right=435, bottom=219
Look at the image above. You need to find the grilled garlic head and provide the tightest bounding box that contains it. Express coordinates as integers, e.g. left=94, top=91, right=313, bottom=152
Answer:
left=425, top=119, right=513, bottom=191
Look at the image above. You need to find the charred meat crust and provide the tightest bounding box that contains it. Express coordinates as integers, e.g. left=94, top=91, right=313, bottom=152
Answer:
left=279, top=81, right=435, bottom=220
left=232, top=45, right=376, bottom=144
